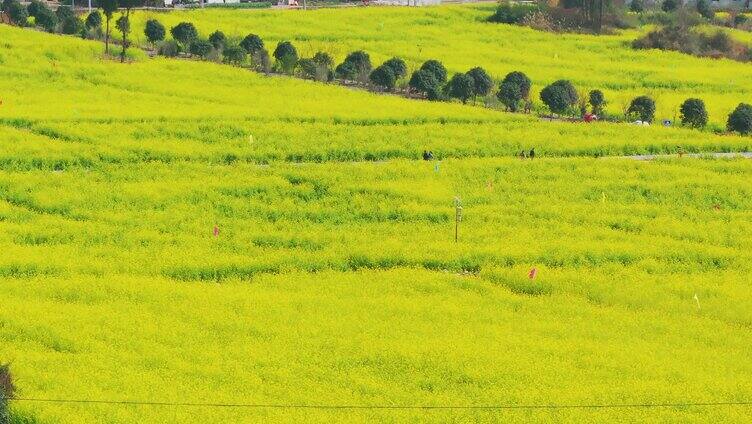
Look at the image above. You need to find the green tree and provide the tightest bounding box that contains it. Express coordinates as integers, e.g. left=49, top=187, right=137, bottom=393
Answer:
left=409, top=69, right=441, bottom=100
left=223, top=44, right=247, bottom=66
left=382, top=57, right=407, bottom=80
left=627, top=95, right=656, bottom=122
left=588, top=89, right=606, bottom=115
left=420, top=59, right=447, bottom=84
left=696, top=0, right=714, bottom=19
left=273, top=41, right=299, bottom=74
left=679, top=98, right=708, bottom=128
left=540, top=80, right=579, bottom=115
left=727, top=103, right=752, bottom=135
left=6, top=0, right=28, bottom=26
left=190, top=39, right=213, bottom=59
left=630, top=0, right=644, bottom=13
left=662, top=0, right=677, bottom=12
left=447, top=72, right=474, bottom=104
left=35, top=4, right=58, bottom=32
left=26, top=0, right=43, bottom=17
left=61, top=15, right=83, bottom=35
left=335, top=50, right=372, bottom=83
left=116, top=15, right=130, bottom=62
left=170, top=22, right=198, bottom=52
left=240, top=34, right=264, bottom=55
left=497, top=71, right=531, bottom=112
left=85, top=10, right=102, bottom=31
left=369, top=65, right=397, bottom=91
left=466, top=67, right=494, bottom=98
left=100, top=0, right=118, bottom=54
left=144, top=19, right=166, bottom=45
left=209, top=30, right=226, bottom=49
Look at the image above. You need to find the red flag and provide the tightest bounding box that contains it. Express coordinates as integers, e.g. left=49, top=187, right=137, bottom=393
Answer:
left=213, top=226, right=219, bottom=237
left=528, top=268, right=537, bottom=279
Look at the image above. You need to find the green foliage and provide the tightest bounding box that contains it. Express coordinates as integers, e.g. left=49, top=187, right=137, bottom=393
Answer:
left=190, top=39, right=213, bottom=58
left=630, top=0, right=645, bottom=13
left=209, top=30, right=226, bottom=49
left=6, top=0, right=28, bottom=26
left=589, top=89, right=606, bottom=114
left=85, top=10, right=102, bottom=31
left=158, top=39, right=180, bottom=57
left=419, top=59, right=447, bottom=84
left=466, top=67, right=493, bottom=97
left=252, top=48, right=272, bottom=74
left=273, top=40, right=299, bottom=74
left=381, top=57, right=407, bottom=80
left=60, top=15, right=83, bottom=35
left=222, top=44, right=247, bottom=65
left=335, top=50, right=372, bottom=82
left=446, top=72, right=474, bottom=104
left=312, top=51, right=334, bottom=68
left=662, top=0, right=678, bottom=12
left=488, top=3, right=538, bottom=24
left=369, top=65, right=396, bottom=90
left=34, top=5, right=58, bottom=33
left=170, top=22, right=198, bottom=49
left=696, top=0, right=714, bottom=20
left=409, top=69, right=440, bottom=100
left=100, top=0, right=118, bottom=18
left=144, top=19, right=166, bottom=44
left=540, top=80, right=579, bottom=115
left=26, top=0, right=42, bottom=17
left=680, top=98, right=708, bottom=128
left=498, top=71, right=532, bottom=112
left=628, top=95, right=656, bottom=122
left=727, top=103, right=752, bottom=134
left=240, top=33, right=264, bottom=55
left=55, top=5, right=74, bottom=21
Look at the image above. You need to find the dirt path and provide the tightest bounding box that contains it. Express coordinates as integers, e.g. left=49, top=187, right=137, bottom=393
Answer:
left=627, top=152, right=752, bottom=161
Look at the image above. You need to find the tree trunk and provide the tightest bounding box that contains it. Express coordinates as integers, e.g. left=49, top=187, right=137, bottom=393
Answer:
left=105, top=18, right=110, bottom=54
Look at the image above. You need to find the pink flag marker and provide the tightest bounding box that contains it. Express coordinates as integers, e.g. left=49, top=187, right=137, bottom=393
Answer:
left=528, top=267, right=538, bottom=280
left=213, top=226, right=219, bottom=237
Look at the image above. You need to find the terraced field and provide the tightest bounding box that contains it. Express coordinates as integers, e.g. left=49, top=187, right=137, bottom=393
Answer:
left=1, top=20, right=752, bottom=424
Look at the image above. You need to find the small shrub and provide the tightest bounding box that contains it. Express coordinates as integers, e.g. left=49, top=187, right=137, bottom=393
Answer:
left=61, top=16, right=83, bottom=35
left=6, top=0, right=28, bottom=26
left=409, top=69, right=441, bottom=100
left=540, top=80, right=579, bottom=115
left=661, top=0, right=678, bottom=12
left=680, top=98, right=708, bottom=128
left=223, top=44, right=247, bottom=66
left=498, top=71, right=532, bottom=112
left=446, top=72, right=474, bottom=103
left=85, top=10, right=101, bottom=30
left=466, top=67, right=494, bottom=98
left=208, top=30, right=226, bottom=49
left=382, top=57, right=407, bottom=80
left=488, top=2, right=538, bottom=24
left=696, top=0, right=714, bottom=20
left=589, top=89, right=606, bottom=115
left=627, top=95, right=656, bottom=122
left=34, top=6, right=58, bottom=32
left=158, top=39, right=180, bottom=57
left=335, top=50, right=372, bottom=83
left=419, top=59, right=447, bottom=84
left=55, top=5, right=74, bottom=21
left=727, top=103, right=752, bottom=135
left=189, top=39, right=213, bottom=59
left=252, top=48, right=272, bottom=74
left=144, top=19, right=166, bottom=45
left=273, top=41, right=298, bottom=74
left=170, top=22, right=198, bottom=50
left=240, top=34, right=264, bottom=55
left=369, top=65, right=397, bottom=91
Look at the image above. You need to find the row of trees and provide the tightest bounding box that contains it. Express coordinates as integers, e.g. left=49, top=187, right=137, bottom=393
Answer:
left=4, top=6, right=749, bottom=135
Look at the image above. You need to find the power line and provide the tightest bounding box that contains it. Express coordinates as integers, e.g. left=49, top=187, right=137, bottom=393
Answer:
left=10, top=398, right=752, bottom=410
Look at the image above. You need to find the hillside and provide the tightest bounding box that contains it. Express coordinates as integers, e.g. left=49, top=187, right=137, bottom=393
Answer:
left=1, top=22, right=752, bottom=424
left=127, top=4, right=752, bottom=124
